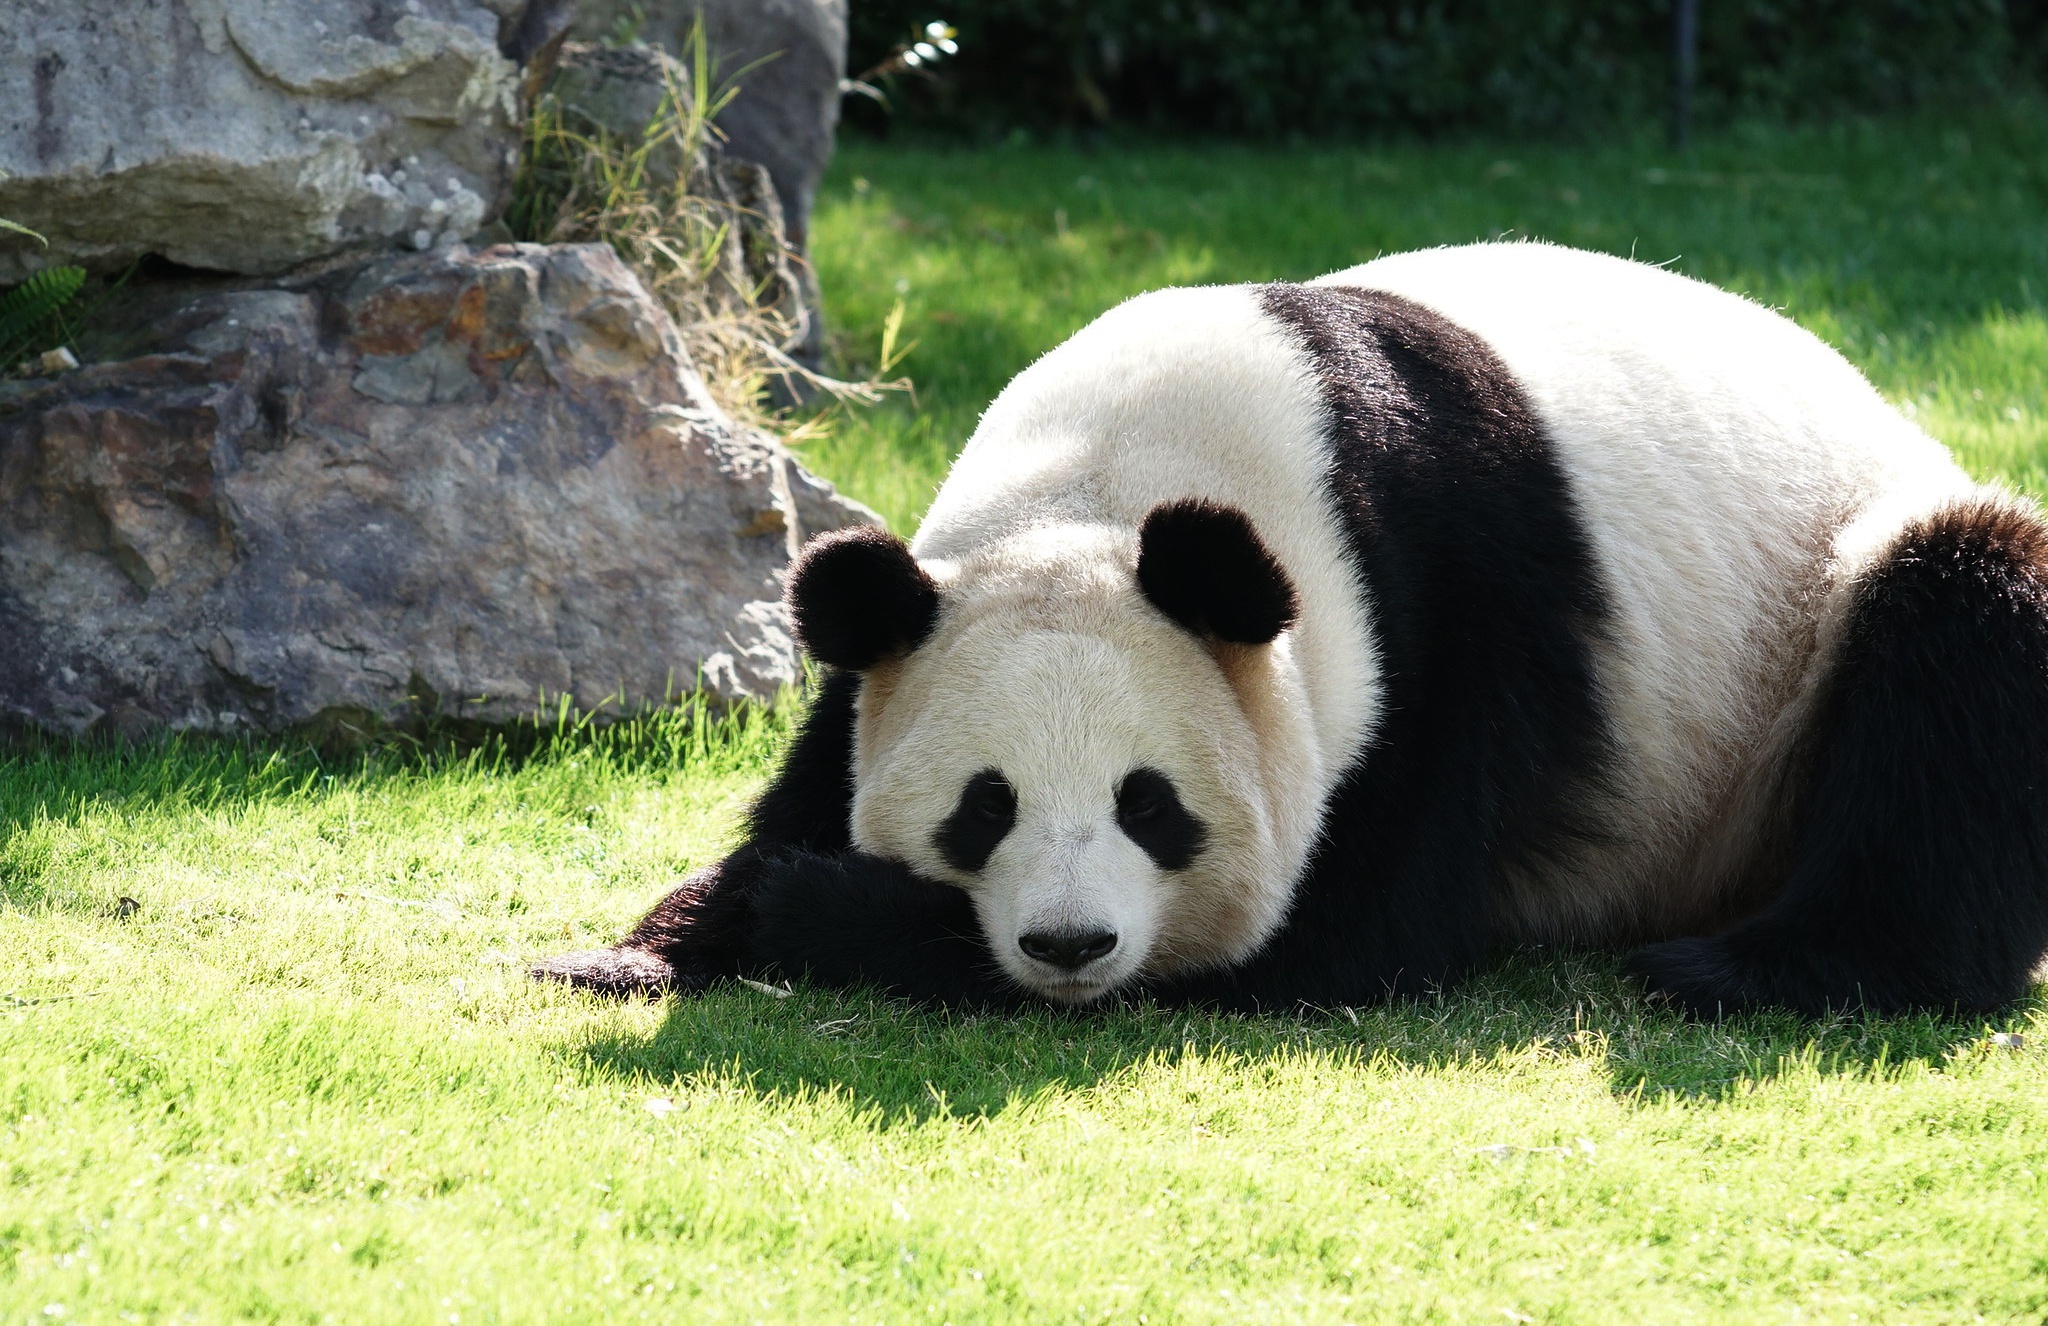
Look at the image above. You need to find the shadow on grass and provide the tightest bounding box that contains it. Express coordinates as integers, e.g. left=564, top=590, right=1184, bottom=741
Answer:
left=568, top=949, right=2038, bottom=1126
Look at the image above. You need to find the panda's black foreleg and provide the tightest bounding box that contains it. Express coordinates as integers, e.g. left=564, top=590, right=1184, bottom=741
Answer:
left=531, top=847, right=1015, bottom=1006
left=1632, top=497, right=2048, bottom=1016
left=533, top=670, right=866, bottom=997
left=531, top=670, right=1022, bottom=1007
left=743, top=849, right=1023, bottom=1006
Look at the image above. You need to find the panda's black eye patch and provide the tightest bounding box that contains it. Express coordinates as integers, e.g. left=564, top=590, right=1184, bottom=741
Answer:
left=1116, top=767, right=1207, bottom=870
left=935, top=769, right=1016, bottom=872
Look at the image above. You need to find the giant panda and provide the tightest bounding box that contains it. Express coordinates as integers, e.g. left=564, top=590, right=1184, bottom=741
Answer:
left=536, top=241, right=2048, bottom=1016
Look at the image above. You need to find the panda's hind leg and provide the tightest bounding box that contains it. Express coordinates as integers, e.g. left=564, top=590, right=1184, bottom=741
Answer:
left=1632, top=495, right=2048, bottom=1016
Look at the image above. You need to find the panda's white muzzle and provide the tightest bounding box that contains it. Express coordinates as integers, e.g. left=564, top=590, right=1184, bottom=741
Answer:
left=982, top=829, right=1162, bottom=1002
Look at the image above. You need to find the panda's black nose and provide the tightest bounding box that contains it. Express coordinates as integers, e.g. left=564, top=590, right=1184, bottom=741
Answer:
left=1018, top=928, right=1119, bottom=971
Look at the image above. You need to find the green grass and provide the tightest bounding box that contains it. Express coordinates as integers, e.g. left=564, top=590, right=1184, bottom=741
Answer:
left=5, top=105, right=2048, bottom=1322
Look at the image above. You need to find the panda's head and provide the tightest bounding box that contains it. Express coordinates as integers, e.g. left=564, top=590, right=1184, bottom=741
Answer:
left=788, top=500, right=1309, bottom=1004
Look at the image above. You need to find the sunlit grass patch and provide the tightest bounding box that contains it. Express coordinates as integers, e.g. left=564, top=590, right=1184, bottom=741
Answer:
left=1897, top=309, right=2048, bottom=495
left=3, top=873, right=2042, bottom=1321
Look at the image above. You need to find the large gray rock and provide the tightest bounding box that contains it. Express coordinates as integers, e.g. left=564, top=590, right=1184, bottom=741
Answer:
left=571, top=0, right=847, bottom=254
left=0, top=0, right=555, bottom=282
left=0, top=242, right=875, bottom=739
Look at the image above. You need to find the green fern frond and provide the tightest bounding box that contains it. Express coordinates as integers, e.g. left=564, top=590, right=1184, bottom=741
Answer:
left=0, top=264, right=86, bottom=368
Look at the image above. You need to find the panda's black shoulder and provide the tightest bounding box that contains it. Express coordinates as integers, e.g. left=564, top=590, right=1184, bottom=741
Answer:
left=1257, top=280, right=1610, bottom=677
left=1258, top=281, right=1619, bottom=919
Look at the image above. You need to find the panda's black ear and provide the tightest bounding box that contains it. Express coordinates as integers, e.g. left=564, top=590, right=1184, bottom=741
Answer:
left=1137, top=500, right=1299, bottom=645
left=786, top=526, right=941, bottom=670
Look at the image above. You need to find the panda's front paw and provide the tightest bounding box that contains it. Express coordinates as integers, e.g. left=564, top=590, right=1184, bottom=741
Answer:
left=1626, top=936, right=1758, bottom=1019
left=530, top=944, right=703, bottom=998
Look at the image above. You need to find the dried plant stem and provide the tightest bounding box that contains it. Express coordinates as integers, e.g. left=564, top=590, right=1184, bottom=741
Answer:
left=511, top=26, right=908, bottom=429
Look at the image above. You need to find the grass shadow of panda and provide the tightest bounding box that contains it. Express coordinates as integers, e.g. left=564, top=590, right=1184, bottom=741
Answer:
left=564, top=949, right=2034, bottom=1127
left=1473, top=951, right=2044, bottom=1104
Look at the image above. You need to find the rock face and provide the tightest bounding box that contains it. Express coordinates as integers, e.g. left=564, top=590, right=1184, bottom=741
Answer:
left=0, top=0, right=554, bottom=282
left=571, top=0, right=848, bottom=255
left=0, top=243, right=876, bottom=739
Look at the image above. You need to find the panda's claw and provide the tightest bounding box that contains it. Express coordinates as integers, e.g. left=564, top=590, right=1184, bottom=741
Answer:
left=529, top=945, right=696, bottom=999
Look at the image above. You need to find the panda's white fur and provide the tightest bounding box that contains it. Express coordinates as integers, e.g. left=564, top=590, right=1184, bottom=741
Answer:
left=855, top=241, right=1974, bottom=1000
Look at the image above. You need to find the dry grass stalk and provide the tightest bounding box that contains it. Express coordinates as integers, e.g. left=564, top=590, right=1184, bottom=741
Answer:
left=510, top=29, right=908, bottom=428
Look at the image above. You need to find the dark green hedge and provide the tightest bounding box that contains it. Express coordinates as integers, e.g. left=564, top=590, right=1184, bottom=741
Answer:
left=848, top=0, right=2048, bottom=137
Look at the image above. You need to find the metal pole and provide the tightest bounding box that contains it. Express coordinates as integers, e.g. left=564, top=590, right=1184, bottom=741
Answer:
left=1672, top=0, right=1699, bottom=150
